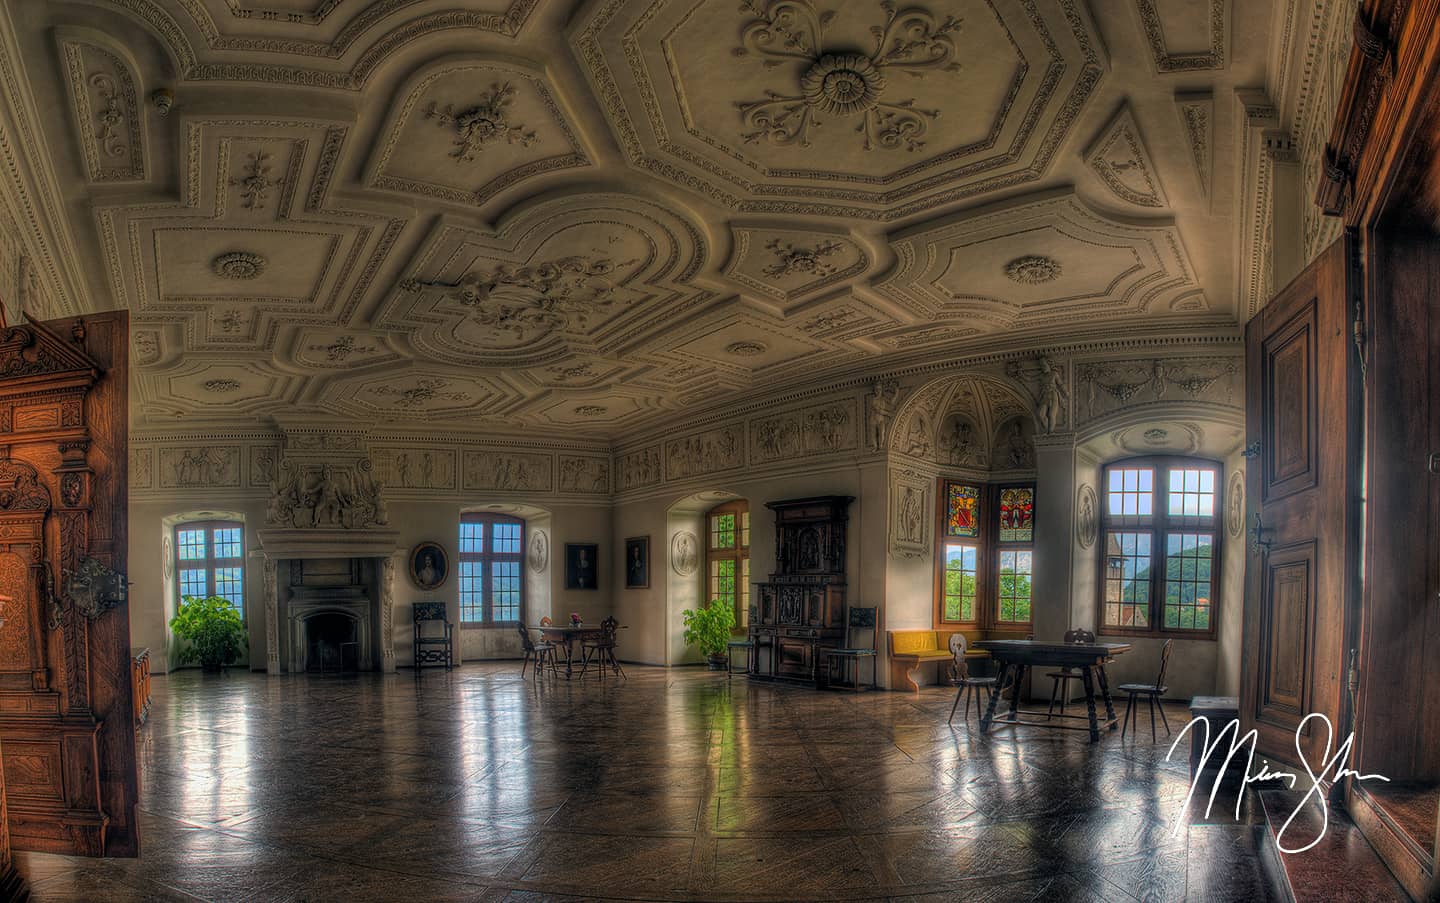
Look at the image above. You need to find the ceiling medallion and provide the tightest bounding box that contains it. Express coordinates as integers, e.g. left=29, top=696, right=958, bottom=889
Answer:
left=229, top=150, right=284, bottom=210
left=371, top=378, right=470, bottom=409
left=725, top=341, right=767, bottom=356
left=203, top=379, right=241, bottom=393
left=308, top=335, right=379, bottom=363
left=1143, top=428, right=1169, bottom=445
left=1003, top=255, right=1062, bottom=285
left=733, top=1, right=962, bottom=151
left=762, top=238, right=845, bottom=279
left=212, top=251, right=266, bottom=280
left=423, top=82, right=538, bottom=163
left=574, top=405, right=607, bottom=417
left=402, top=253, right=637, bottom=341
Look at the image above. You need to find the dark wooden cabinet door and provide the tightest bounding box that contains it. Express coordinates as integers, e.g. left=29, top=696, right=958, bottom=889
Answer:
left=1242, top=236, right=1360, bottom=767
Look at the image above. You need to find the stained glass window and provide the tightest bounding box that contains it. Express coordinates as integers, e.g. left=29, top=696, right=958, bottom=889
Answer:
left=945, top=483, right=981, bottom=538
left=458, top=514, right=525, bottom=624
left=998, top=487, right=1035, bottom=543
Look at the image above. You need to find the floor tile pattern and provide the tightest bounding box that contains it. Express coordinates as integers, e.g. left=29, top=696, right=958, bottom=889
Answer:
left=17, top=665, right=1280, bottom=901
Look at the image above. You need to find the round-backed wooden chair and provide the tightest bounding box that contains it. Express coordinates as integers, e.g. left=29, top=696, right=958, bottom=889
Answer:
left=947, top=633, right=998, bottom=725
left=1120, top=638, right=1174, bottom=741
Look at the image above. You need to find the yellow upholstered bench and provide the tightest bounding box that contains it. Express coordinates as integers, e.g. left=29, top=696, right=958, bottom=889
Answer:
left=888, top=630, right=953, bottom=693
left=888, top=630, right=989, bottom=693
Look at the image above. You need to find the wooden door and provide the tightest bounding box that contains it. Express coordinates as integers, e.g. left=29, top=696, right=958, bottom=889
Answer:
left=0, top=312, right=138, bottom=856
left=1242, top=235, right=1360, bottom=767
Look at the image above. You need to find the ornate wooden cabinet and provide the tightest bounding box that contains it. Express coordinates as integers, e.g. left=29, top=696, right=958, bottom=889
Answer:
left=0, top=313, right=138, bottom=858
left=749, top=496, right=852, bottom=685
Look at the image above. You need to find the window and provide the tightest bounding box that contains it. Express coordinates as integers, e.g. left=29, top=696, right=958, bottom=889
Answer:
left=935, top=482, right=1035, bottom=628
left=706, top=500, right=750, bottom=630
left=1099, top=457, right=1221, bottom=638
left=174, top=520, right=246, bottom=617
left=458, top=514, right=525, bottom=625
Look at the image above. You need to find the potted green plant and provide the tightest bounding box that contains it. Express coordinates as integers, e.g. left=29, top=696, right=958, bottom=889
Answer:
left=682, top=598, right=736, bottom=670
left=169, top=594, right=247, bottom=672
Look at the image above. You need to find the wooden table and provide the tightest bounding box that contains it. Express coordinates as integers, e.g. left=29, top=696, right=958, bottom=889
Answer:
left=972, top=640, right=1131, bottom=743
left=537, top=624, right=622, bottom=678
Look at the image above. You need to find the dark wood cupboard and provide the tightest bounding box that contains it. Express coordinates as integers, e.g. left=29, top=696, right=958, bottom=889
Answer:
left=749, top=496, right=852, bottom=685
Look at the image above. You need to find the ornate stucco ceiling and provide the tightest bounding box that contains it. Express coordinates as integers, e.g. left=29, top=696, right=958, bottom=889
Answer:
left=0, top=0, right=1278, bottom=438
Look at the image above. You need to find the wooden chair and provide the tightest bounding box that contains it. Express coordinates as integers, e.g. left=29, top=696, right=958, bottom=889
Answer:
left=947, top=633, right=998, bottom=724
left=822, top=606, right=878, bottom=691
left=516, top=622, right=558, bottom=680
left=1120, top=638, right=1174, bottom=741
left=412, top=602, right=453, bottom=672
left=580, top=616, right=625, bottom=679
left=1046, top=627, right=1096, bottom=718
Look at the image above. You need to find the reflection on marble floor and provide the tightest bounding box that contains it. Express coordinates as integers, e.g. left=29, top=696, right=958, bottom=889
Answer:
left=17, top=665, right=1276, bottom=902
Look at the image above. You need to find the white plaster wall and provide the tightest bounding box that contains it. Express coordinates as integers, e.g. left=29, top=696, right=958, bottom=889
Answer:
left=611, top=460, right=886, bottom=669
left=128, top=495, right=607, bottom=672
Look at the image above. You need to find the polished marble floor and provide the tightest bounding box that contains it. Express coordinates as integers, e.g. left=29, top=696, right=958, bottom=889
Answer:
left=17, top=664, right=1278, bottom=902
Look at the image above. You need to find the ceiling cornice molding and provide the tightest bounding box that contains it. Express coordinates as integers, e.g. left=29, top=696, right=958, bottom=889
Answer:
left=612, top=329, right=1244, bottom=454
left=0, top=4, right=92, bottom=316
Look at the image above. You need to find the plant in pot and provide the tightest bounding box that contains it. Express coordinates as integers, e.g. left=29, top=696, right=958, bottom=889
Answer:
left=170, top=594, right=247, bottom=672
left=682, top=598, right=735, bottom=670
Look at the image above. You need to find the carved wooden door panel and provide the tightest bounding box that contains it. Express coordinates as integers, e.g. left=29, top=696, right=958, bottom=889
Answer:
left=1242, top=236, right=1359, bottom=766
left=0, top=312, right=138, bottom=857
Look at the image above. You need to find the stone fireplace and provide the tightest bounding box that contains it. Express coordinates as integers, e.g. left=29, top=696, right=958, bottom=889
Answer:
left=252, top=420, right=404, bottom=675
left=287, top=569, right=372, bottom=672
left=254, top=529, right=402, bottom=674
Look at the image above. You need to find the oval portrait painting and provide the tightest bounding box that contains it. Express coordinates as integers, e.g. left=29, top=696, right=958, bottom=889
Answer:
left=409, top=541, right=448, bottom=591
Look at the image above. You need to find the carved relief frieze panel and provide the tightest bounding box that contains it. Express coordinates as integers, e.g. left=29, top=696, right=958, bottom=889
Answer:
left=57, top=35, right=145, bottom=183
left=368, top=58, right=590, bottom=207
left=265, top=458, right=387, bottom=528
left=1084, top=104, right=1167, bottom=208
left=373, top=447, right=457, bottom=491
left=381, top=193, right=710, bottom=369
left=248, top=445, right=279, bottom=488
left=665, top=424, right=744, bottom=481
left=750, top=398, right=858, bottom=464
left=1074, top=355, right=1241, bottom=424
left=874, top=192, right=1203, bottom=334
left=557, top=455, right=610, bottom=494
left=128, top=447, right=152, bottom=490
left=572, top=0, right=1105, bottom=219
left=890, top=469, right=931, bottom=559
left=991, top=415, right=1036, bottom=470
left=157, top=446, right=241, bottom=489
left=462, top=450, right=553, bottom=492
left=616, top=445, right=661, bottom=492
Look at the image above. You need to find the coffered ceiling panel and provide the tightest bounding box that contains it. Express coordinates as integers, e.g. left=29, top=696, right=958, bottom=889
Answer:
left=873, top=191, right=1205, bottom=332
left=378, top=192, right=714, bottom=368
left=572, top=0, right=1107, bottom=219
left=0, top=0, right=1277, bottom=438
left=366, top=57, right=591, bottom=207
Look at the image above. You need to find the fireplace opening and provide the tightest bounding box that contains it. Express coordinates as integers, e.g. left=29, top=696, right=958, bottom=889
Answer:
left=305, top=611, right=358, bottom=673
